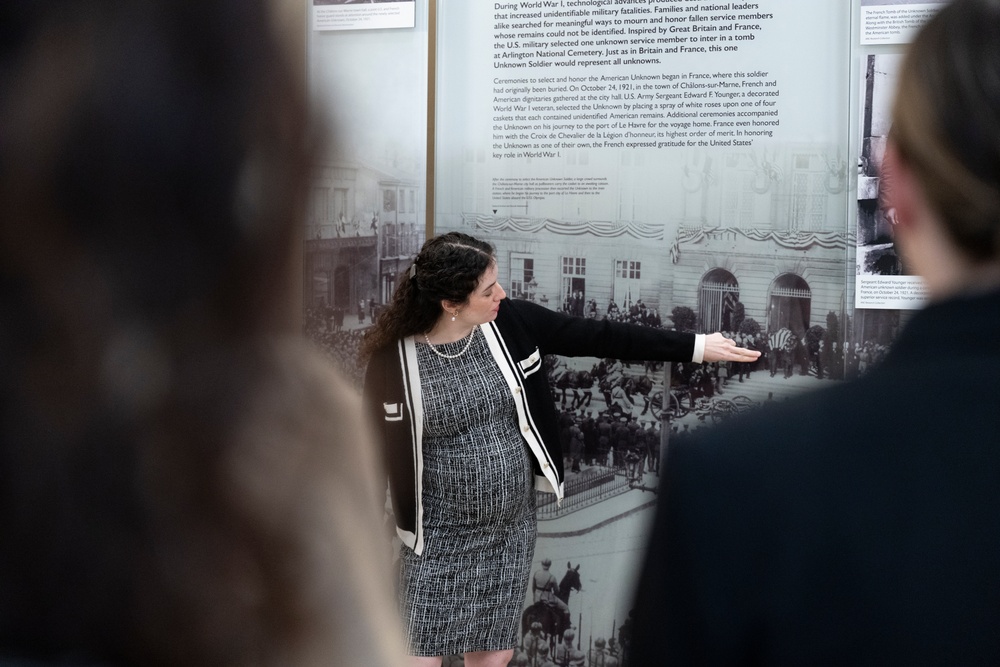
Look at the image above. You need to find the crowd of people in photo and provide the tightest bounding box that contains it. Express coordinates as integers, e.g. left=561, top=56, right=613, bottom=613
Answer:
left=305, top=295, right=890, bottom=450
left=674, top=328, right=892, bottom=389
left=603, top=298, right=663, bottom=329
left=542, top=297, right=674, bottom=483
left=303, top=290, right=897, bottom=667
left=301, top=291, right=896, bottom=667
left=549, top=380, right=663, bottom=482
left=308, top=281, right=891, bottom=395
left=304, top=307, right=368, bottom=389
left=555, top=293, right=664, bottom=331
left=513, top=624, right=630, bottom=666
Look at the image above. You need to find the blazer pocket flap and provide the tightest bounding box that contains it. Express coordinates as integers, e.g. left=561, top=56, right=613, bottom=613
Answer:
left=383, top=402, right=404, bottom=421
left=518, top=348, right=542, bottom=376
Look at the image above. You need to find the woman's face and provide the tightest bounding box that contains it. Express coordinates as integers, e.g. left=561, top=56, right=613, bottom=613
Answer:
left=450, top=261, right=506, bottom=326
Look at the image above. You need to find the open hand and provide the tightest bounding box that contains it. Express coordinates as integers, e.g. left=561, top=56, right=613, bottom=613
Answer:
left=702, top=332, right=761, bottom=363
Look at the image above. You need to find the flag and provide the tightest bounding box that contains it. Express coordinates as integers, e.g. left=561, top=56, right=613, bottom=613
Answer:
left=769, top=328, right=794, bottom=351
left=723, top=290, right=738, bottom=312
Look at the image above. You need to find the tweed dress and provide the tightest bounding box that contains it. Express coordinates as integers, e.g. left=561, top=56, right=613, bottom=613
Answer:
left=399, top=327, right=537, bottom=656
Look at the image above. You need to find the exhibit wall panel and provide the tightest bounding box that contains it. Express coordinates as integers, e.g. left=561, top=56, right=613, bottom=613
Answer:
left=304, top=0, right=946, bottom=660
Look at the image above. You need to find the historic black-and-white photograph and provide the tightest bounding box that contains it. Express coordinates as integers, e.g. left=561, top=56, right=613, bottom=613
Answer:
left=857, top=53, right=905, bottom=278
left=303, top=1, right=910, bottom=664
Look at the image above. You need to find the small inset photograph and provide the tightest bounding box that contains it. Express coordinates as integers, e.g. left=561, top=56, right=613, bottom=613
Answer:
left=313, top=0, right=415, bottom=31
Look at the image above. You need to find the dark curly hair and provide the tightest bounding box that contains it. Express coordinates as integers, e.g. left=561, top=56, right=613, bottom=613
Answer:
left=360, top=232, right=495, bottom=358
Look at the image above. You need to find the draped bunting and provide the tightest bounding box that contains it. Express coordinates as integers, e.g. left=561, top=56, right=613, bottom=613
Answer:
left=669, top=226, right=855, bottom=263
left=459, top=215, right=853, bottom=262
left=463, top=213, right=665, bottom=241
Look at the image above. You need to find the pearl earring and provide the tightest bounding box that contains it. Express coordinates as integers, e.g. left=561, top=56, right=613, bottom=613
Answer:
left=451, top=313, right=457, bottom=322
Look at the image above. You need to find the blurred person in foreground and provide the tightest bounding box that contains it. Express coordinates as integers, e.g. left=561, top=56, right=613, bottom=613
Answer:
left=631, top=0, right=1000, bottom=664
left=0, top=1, right=403, bottom=665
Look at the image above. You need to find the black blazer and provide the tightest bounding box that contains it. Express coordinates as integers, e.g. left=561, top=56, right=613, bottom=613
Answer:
left=631, top=288, right=1000, bottom=666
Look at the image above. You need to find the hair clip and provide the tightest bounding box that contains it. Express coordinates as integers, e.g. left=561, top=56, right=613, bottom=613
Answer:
left=409, top=262, right=417, bottom=279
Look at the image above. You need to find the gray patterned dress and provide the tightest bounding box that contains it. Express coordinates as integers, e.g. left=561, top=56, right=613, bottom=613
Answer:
left=399, top=327, right=537, bottom=656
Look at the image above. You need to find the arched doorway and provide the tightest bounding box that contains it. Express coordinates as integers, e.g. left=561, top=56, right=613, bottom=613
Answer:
left=767, top=274, right=812, bottom=337
left=698, top=269, right=740, bottom=333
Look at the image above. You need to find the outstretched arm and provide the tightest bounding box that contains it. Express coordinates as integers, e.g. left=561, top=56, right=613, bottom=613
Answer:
left=698, top=332, right=761, bottom=363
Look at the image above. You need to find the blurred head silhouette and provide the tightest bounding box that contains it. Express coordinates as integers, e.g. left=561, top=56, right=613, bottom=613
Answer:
left=1, top=1, right=403, bottom=665
left=884, top=0, right=1000, bottom=298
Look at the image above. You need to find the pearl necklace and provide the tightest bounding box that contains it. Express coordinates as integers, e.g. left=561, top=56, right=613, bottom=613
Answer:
left=423, top=327, right=477, bottom=359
